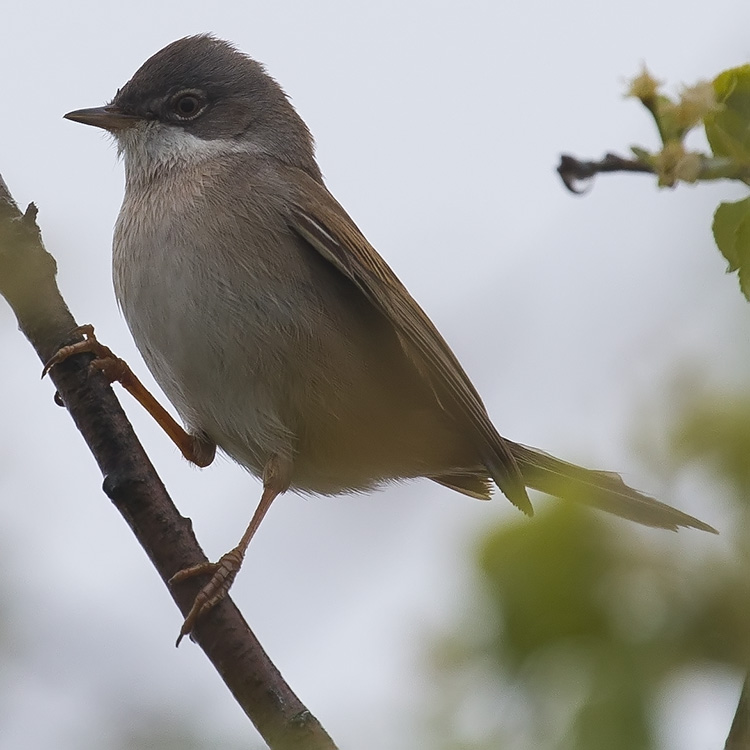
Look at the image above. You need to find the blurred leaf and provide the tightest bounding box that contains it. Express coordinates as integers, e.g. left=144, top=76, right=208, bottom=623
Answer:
left=670, top=391, right=750, bottom=499
left=706, top=65, right=750, bottom=164
left=712, top=198, right=750, bottom=299
left=572, top=651, right=651, bottom=750
left=478, top=504, right=611, bottom=668
left=427, top=438, right=748, bottom=750
left=713, top=198, right=750, bottom=271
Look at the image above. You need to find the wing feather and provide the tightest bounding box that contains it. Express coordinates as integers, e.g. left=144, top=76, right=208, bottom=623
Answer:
left=284, top=167, right=531, bottom=512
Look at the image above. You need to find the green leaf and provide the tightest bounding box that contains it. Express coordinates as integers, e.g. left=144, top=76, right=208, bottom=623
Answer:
left=705, top=65, right=750, bottom=164
left=737, top=212, right=750, bottom=299
left=713, top=198, right=749, bottom=270
left=478, top=504, right=613, bottom=667
left=712, top=197, right=750, bottom=299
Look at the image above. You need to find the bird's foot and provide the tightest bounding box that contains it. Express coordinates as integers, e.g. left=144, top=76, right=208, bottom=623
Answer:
left=169, top=547, right=245, bottom=646
left=43, top=324, right=216, bottom=467
left=43, top=324, right=128, bottom=383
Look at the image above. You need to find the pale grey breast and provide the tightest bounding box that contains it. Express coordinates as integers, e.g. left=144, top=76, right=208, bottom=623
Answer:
left=113, top=141, right=475, bottom=492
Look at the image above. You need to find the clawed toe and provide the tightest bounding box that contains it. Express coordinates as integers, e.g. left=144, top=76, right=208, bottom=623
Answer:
left=42, top=324, right=217, bottom=467
left=43, top=324, right=128, bottom=385
left=42, top=324, right=102, bottom=378
left=170, top=548, right=244, bottom=646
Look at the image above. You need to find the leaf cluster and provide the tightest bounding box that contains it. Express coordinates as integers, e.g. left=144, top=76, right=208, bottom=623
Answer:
left=627, top=65, right=750, bottom=298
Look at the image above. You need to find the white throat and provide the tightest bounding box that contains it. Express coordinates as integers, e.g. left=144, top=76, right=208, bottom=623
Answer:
left=114, top=121, right=264, bottom=187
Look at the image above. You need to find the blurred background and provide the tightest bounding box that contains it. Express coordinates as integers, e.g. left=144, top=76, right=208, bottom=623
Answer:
left=2, top=2, right=750, bottom=748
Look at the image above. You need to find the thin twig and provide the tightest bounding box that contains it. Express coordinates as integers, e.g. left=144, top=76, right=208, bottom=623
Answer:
left=558, top=151, right=750, bottom=193
left=725, top=674, right=750, bottom=750
left=557, top=152, right=655, bottom=193
left=0, top=173, right=337, bottom=750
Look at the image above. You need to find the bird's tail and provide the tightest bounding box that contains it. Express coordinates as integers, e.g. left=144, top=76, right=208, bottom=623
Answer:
left=508, top=441, right=717, bottom=533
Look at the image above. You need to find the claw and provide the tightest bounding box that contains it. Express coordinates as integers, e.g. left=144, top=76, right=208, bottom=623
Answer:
left=168, top=472, right=286, bottom=645
left=42, top=324, right=112, bottom=379
left=42, top=323, right=216, bottom=467
left=170, top=548, right=245, bottom=646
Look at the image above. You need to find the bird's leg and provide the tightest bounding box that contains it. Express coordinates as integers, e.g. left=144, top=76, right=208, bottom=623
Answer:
left=170, top=455, right=291, bottom=645
left=43, top=324, right=216, bottom=467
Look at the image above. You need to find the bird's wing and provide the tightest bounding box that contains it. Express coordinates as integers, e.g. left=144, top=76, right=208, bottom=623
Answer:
left=283, top=166, right=531, bottom=512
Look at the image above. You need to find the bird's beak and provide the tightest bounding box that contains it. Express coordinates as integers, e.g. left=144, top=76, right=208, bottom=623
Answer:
left=64, top=105, right=142, bottom=131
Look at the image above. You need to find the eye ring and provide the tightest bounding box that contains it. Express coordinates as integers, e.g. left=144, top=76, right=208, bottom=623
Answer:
left=169, top=90, right=207, bottom=121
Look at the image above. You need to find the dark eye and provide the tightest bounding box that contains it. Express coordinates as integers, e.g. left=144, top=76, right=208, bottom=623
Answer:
left=170, top=90, right=206, bottom=121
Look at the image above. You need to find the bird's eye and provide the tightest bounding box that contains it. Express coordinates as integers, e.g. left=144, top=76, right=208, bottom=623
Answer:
left=170, top=91, right=206, bottom=121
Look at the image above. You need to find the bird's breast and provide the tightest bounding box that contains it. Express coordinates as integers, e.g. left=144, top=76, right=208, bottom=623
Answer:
left=112, top=162, right=473, bottom=493
left=113, top=167, right=326, bottom=467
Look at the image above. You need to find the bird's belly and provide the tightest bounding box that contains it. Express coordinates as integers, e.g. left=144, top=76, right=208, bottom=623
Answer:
left=113, top=197, right=474, bottom=494
left=120, top=289, right=464, bottom=492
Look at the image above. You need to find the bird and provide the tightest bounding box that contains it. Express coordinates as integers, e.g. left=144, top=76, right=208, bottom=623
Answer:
left=58, top=34, right=716, bottom=643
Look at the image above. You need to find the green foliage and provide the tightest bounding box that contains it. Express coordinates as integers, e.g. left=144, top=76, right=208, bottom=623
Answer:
left=712, top=196, right=750, bottom=299
left=423, top=57, right=750, bottom=750
left=707, top=66, right=750, bottom=299
left=669, top=387, right=750, bottom=506
left=624, top=64, right=750, bottom=300
left=479, top=506, right=611, bottom=668
left=705, top=66, right=750, bottom=165
left=479, top=506, right=656, bottom=750
left=424, top=386, right=750, bottom=748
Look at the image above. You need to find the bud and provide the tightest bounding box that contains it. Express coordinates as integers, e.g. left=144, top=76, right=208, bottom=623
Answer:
left=651, top=142, right=704, bottom=186
left=675, top=82, right=722, bottom=130
left=626, top=67, right=662, bottom=102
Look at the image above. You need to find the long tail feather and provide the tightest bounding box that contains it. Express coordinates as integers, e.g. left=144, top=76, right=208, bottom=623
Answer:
left=509, top=441, right=717, bottom=533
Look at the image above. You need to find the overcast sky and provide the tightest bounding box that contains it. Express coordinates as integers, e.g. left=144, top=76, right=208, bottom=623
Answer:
left=2, top=2, right=750, bottom=749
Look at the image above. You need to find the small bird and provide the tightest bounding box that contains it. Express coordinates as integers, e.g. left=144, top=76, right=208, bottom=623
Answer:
left=60, top=35, right=715, bottom=643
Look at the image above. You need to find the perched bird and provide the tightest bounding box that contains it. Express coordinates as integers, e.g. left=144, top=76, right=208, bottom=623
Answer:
left=60, top=35, right=715, bottom=643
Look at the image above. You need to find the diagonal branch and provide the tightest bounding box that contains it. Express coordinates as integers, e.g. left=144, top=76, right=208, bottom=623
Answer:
left=725, top=674, right=750, bottom=750
left=0, top=173, right=337, bottom=750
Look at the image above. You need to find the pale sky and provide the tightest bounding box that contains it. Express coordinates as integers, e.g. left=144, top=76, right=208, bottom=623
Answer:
left=2, top=2, right=750, bottom=748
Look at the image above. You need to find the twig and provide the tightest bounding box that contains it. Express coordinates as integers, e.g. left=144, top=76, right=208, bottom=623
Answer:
left=557, top=152, right=655, bottom=193
left=725, top=674, right=750, bottom=750
left=0, top=173, right=338, bottom=750
left=558, top=151, right=750, bottom=193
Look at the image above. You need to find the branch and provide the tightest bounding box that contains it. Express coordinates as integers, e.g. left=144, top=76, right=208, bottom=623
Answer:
left=725, top=675, right=750, bottom=750
left=0, top=173, right=337, bottom=750
left=558, top=151, right=750, bottom=193
left=557, top=152, right=655, bottom=193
